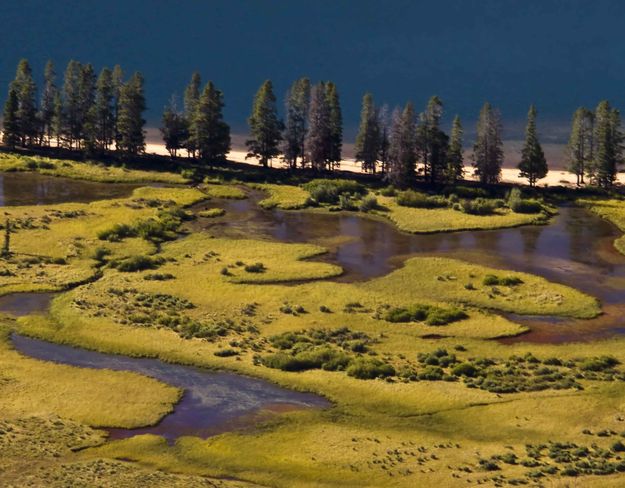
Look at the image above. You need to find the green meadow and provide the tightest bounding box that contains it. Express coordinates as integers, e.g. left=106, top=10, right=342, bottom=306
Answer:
left=1, top=164, right=625, bottom=487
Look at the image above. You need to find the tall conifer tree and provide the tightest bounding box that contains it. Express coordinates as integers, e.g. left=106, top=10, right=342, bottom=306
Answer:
left=2, top=87, right=20, bottom=149
left=283, top=77, right=310, bottom=169
left=472, top=102, right=503, bottom=184
left=246, top=80, right=283, bottom=167
left=566, top=107, right=594, bottom=186
left=306, top=82, right=331, bottom=171
left=518, top=105, right=548, bottom=187
left=326, top=82, right=342, bottom=170
left=116, top=72, right=146, bottom=155
left=40, top=60, right=58, bottom=146
left=354, top=93, right=380, bottom=173
left=193, top=82, right=230, bottom=163
left=446, top=115, right=464, bottom=183
left=387, top=103, right=416, bottom=187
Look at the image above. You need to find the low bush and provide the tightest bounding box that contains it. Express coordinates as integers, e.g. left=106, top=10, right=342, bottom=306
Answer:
left=396, top=190, right=448, bottom=209
left=459, top=198, right=499, bottom=215
left=143, top=272, right=175, bottom=281
left=508, top=187, right=543, bottom=213
left=482, top=274, right=524, bottom=286
left=358, top=194, right=379, bottom=212
left=385, top=304, right=467, bottom=325
left=346, top=358, right=395, bottom=379
left=303, top=179, right=366, bottom=204
left=111, top=255, right=164, bottom=272
left=244, top=262, right=266, bottom=273
left=214, top=348, right=239, bottom=357
left=97, top=223, right=136, bottom=242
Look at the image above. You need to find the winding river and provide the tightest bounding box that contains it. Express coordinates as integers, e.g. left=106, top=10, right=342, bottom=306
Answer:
left=5, top=173, right=625, bottom=440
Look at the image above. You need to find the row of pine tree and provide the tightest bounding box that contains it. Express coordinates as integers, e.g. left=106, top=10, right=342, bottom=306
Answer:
left=2, top=59, right=146, bottom=156
left=2, top=59, right=623, bottom=188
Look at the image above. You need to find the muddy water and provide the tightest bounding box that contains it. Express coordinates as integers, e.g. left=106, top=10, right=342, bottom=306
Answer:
left=0, top=172, right=138, bottom=206
left=195, top=191, right=625, bottom=343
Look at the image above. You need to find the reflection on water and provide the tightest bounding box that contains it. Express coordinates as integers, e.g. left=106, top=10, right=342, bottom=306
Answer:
left=0, top=172, right=138, bottom=206
left=195, top=192, right=625, bottom=343
left=11, top=334, right=329, bottom=441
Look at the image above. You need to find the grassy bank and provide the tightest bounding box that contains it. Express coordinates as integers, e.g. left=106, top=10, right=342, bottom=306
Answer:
left=0, top=152, right=188, bottom=184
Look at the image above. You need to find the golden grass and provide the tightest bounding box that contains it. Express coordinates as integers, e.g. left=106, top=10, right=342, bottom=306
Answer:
left=252, top=183, right=310, bottom=209
left=364, top=256, right=600, bottom=318
left=0, top=324, right=179, bottom=428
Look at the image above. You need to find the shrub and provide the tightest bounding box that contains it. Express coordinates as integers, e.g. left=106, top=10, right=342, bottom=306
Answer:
left=303, top=179, right=365, bottom=204
left=144, top=272, right=175, bottom=281
left=417, top=365, right=444, bottom=381
left=359, top=194, right=379, bottom=212
left=459, top=198, right=498, bottom=215
left=111, top=255, right=164, bottom=272
left=385, top=304, right=467, bottom=325
left=244, top=262, right=266, bottom=273
left=379, top=185, right=397, bottom=197
left=508, top=187, right=543, bottom=213
left=214, top=348, right=238, bottom=357
left=97, top=223, right=136, bottom=242
left=346, top=358, right=395, bottom=379
left=482, top=274, right=523, bottom=286
left=135, top=218, right=176, bottom=243
left=579, top=356, right=619, bottom=372
left=396, top=190, right=448, bottom=209
left=338, top=194, right=357, bottom=211
left=452, top=362, right=479, bottom=377
left=92, top=247, right=111, bottom=262
left=263, top=347, right=350, bottom=372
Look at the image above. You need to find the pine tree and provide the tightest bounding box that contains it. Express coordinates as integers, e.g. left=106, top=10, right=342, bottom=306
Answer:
left=354, top=93, right=380, bottom=173
left=326, top=82, right=342, bottom=170
left=160, top=95, right=188, bottom=158
left=387, top=103, right=416, bottom=188
left=416, top=96, right=448, bottom=183
left=283, top=77, right=310, bottom=169
left=183, top=72, right=201, bottom=158
left=93, top=67, right=115, bottom=151
left=111, top=65, right=124, bottom=149
left=566, top=107, right=594, bottom=186
left=518, top=105, right=548, bottom=187
left=193, top=82, right=230, bottom=164
left=306, top=82, right=331, bottom=171
left=446, top=115, right=464, bottom=183
left=62, top=60, right=83, bottom=149
left=77, top=64, right=96, bottom=149
left=473, top=102, right=503, bottom=185
left=591, top=101, right=623, bottom=188
left=246, top=80, right=283, bottom=167
left=2, top=87, right=20, bottom=149
left=40, top=60, right=57, bottom=146
left=51, top=91, right=64, bottom=148
left=12, top=59, right=38, bottom=147
left=378, top=104, right=391, bottom=174
left=116, top=72, right=146, bottom=155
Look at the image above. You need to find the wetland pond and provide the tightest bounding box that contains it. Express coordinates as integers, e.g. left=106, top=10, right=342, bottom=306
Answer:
left=6, top=175, right=625, bottom=441
left=197, top=190, right=625, bottom=343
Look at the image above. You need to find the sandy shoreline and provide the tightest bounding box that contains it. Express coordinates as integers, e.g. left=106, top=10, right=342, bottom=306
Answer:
left=145, top=140, right=625, bottom=187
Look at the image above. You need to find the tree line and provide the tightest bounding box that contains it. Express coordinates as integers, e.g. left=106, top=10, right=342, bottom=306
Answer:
left=3, top=59, right=624, bottom=188
left=2, top=59, right=146, bottom=156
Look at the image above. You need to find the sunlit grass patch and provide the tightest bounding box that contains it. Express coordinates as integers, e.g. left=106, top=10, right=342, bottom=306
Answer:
left=0, top=152, right=188, bottom=184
